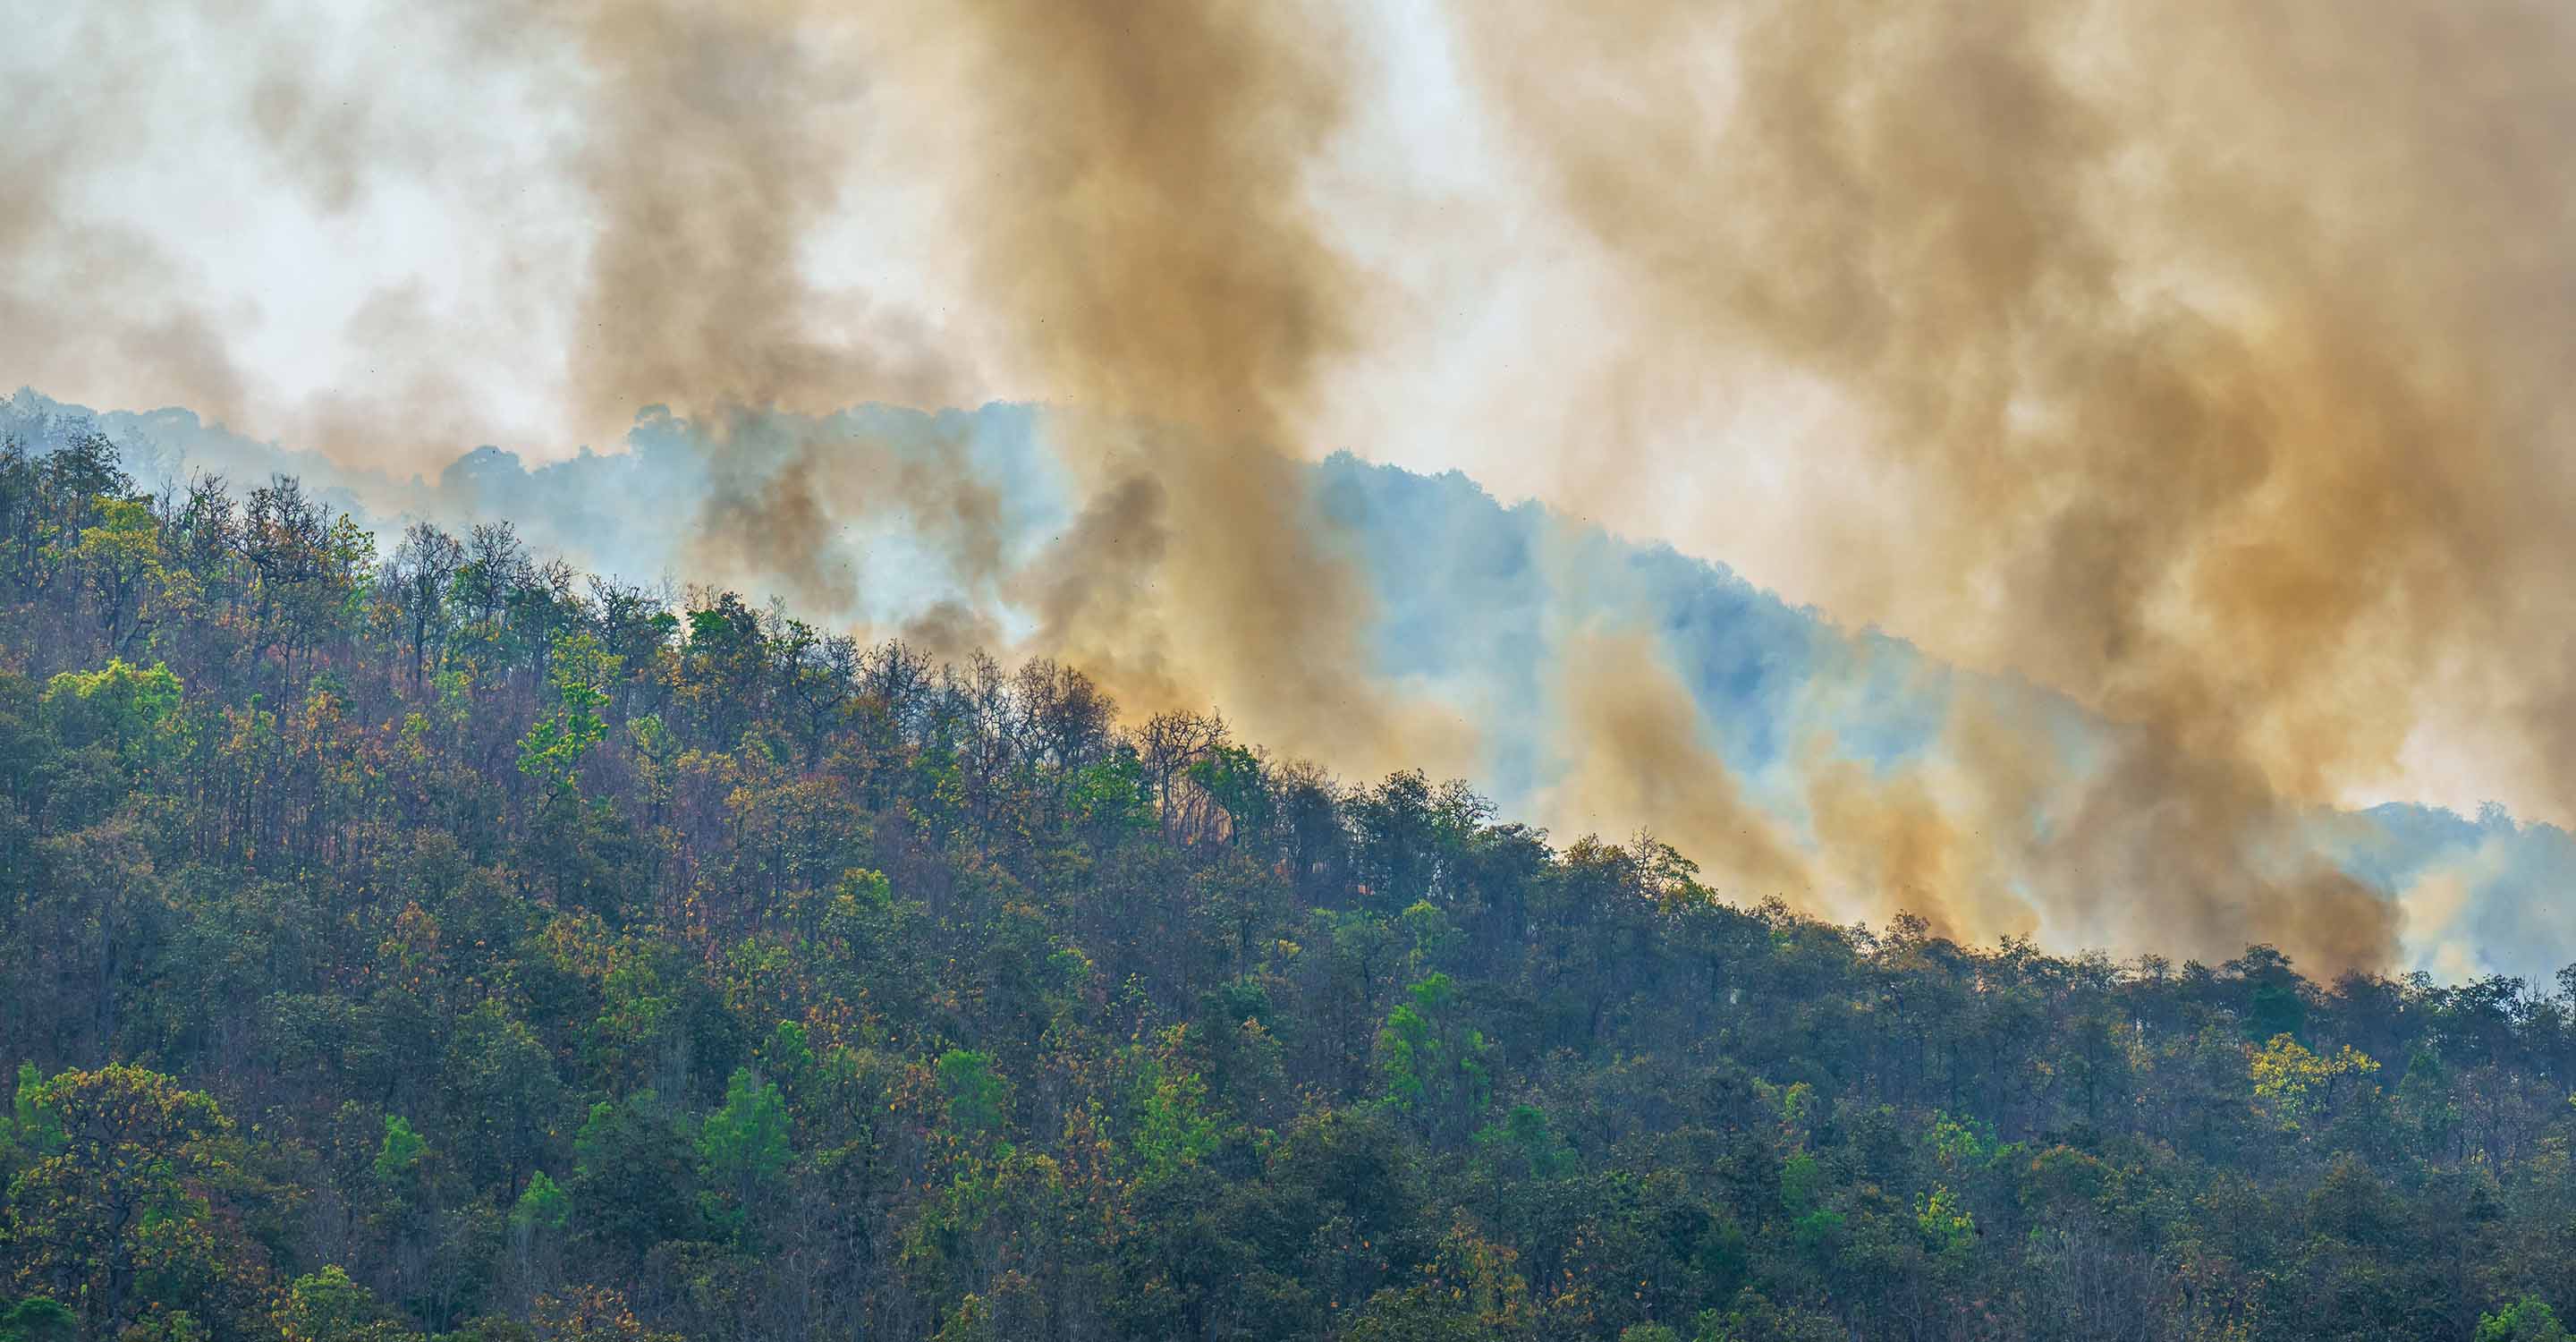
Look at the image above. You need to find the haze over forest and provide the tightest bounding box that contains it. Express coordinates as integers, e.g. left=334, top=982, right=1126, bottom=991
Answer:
left=9, top=1, right=2576, bottom=1338
left=6, top=386, right=2573, bottom=986
left=13, top=0, right=2576, bottom=988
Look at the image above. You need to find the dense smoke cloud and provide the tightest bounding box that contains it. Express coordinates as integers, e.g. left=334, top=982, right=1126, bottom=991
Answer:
left=911, top=0, right=1478, bottom=779
left=553, top=0, right=958, bottom=431
left=1540, top=628, right=1811, bottom=905
left=1460, top=0, right=2576, bottom=969
left=524, top=0, right=976, bottom=617
left=423, top=0, right=1470, bottom=777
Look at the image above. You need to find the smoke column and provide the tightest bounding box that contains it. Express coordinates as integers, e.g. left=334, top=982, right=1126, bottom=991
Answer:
left=1460, top=0, right=2576, bottom=969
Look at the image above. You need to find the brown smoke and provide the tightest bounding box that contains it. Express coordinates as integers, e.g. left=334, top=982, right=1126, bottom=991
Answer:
left=913, top=0, right=1477, bottom=778
left=1541, top=628, right=1810, bottom=905
left=555, top=1, right=957, bottom=434
left=1462, top=0, right=2576, bottom=971
left=13, top=0, right=1463, bottom=785
left=679, top=411, right=1010, bottom=639
left=335, top=0, right=977, bottom=605
left=1013, top=470, right=1175, bottom=700
left=1802, top=743, right=2027, bottom=949
left=412, top=0, right=1441, bottom=735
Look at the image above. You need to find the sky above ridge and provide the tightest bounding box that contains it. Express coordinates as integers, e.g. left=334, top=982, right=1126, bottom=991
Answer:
left=10, top=0, right=2576, bottom=974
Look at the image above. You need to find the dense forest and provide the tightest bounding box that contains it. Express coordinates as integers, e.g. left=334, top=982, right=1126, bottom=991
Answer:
left=4, top=429, right=2576, bottom=1342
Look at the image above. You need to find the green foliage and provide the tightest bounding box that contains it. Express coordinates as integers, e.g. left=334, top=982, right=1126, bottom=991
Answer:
left=1692, top=1291, right=1848, bottom=1342
left=571, top=1093, right=696, bottom=1256
left=1778, top=1151, right=1845, bottom=1251
left=278, top=1265, right=412, bottom=1342
left=1346, top=1214, right=1534, bottom=1341
left=697, top=1066, right=792, bottom=1208
left=511, top=1169, right=572, bottom=1236
left=445, top=1000, right=565, bottom=1191
left=39, top=658, right=181, bottom=761
left=1473, top=1103, right=1574, bottom=1180
left=0, top=1296, right=77, bottom=1342
left=1924, top=1112, right=1993, bottom=1170
left=108, top=1308, right=208, bottom=1342
left=1122, top=1028, right=1218, bottom=1182
left=1069, top=754, right=1155, bottom=834
left=1396, top=900, right=1462, bottom=974
left=0, top=1065, right=63, bottom=1161
left=1914, top=1185, right=1974, bottom=1255
left=1778, top=1151, right=1825, bottom=1216
left=517, top=630, right=618, bottom=801
left=2, top=1066, right=235, bottom=1337
left=1377, top=973, right=1494, bottom=1137
left=2480, top=1298, right=2574, bottom=1342
left=936, top=1049, right=1009, bottom=1142
left=375, top=1113, right=428, bottom=1183
left=1752, top=1078, right=1816, bottom=1143
left=762, top=1020, right=814, bottom=1083
left=1187, top=743, right=1272, bottom=838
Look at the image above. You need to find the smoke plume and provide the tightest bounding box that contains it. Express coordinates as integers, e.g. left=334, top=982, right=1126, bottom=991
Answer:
left=913, top=0, right=1478, bottom=778
left=1460, top=0, right=2576, bottom=970
left=1539, top=627, right=1812, bottom=905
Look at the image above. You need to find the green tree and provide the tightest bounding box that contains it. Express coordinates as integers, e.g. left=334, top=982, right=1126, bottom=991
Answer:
left=111, top=1310, right=211, bottom=1341
left=2479, top=1298, right=2572, bottom=1342
left=67, top=496, right=169, bottom=654
left=375, top=1113, right=428, bottom=1184
left=512, top=1170, right=573, bottom=1238
left=1779, top=1152, right=1844, bottom=1252
left=0, top=1065, right=64, bottom=1166
left=1123, top=1028, right=1219, bottom=1184
left=1915, top=1185, right=1974, bottom=1258
left=697, top=1066, right=792, bottom=1237
left=0, top=1297, right=77, bottom=1342
left=40, top=659, right=182, bottom=766
left=1472, top=1103, right=1575, bottom=1180
left=936, top=1049, right=1010, bottom=1142
left=570, top=1095, right=695, bottom=1259
left=444, top=1001, right=564, bottom=1193
left=510, top=1170, right=573, bottom=1285
left=517, top=630, right=619, bottom=803
left=2, top=1065, right=235, bottom=1336
left=277, top=1265, right=415, bottom=1342
left=1692, top=1291, right=1849, bottom=1342
left=1377, top=973, right=1493, bottom=1139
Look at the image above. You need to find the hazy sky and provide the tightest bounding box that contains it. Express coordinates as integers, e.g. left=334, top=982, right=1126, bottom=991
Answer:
left=2, top=2, right=1804, bottom=564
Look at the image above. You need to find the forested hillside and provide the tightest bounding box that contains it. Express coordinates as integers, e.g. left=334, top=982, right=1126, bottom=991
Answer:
left=8, top=430, right=2576, bottom=1342
left=16, top=386, right=2575, bottom=990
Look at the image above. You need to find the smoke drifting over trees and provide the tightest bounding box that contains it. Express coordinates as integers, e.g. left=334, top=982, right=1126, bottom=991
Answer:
left=9, top=1, right=2576, bottom=973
